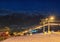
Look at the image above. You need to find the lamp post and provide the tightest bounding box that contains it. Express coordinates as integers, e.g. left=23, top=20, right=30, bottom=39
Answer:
left=47, top=16, right=55, bottom=34
left=41, top=16, right=55, bottom=34
left=48, top=19, right=50, bottom=33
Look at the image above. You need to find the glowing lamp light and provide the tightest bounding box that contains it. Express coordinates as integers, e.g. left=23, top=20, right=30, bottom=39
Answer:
left=49, top=16, right=55, bottom=20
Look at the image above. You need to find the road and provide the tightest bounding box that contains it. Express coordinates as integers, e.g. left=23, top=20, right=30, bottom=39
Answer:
left=1, top=33, right=60, bottom=42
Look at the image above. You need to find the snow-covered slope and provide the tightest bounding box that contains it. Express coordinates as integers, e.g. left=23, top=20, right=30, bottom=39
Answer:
left=2, top=33, right=60, bottom=42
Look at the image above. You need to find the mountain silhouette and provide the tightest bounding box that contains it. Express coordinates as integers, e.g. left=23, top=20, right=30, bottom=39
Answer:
left=0, top=9, right=45, bottom=26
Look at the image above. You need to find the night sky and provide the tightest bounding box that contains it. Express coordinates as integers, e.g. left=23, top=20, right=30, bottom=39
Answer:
left=0, top=0, right=60, bottom=15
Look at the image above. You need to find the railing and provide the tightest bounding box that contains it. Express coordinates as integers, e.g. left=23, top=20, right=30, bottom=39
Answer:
left=21, top=22, right=60, bottom=34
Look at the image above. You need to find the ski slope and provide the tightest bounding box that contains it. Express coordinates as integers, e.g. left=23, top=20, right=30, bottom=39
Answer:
left=2, top=33, right=60, bottom=42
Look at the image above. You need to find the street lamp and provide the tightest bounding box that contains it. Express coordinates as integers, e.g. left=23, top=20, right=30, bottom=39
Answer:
left=41, top=16, right=55, bottom=34
left=50, top=16, right=55, bottom=20
left=48, top=16, right=55, bottom=34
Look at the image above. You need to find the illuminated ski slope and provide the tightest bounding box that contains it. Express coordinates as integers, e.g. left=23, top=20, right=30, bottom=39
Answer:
left=2, top=33, right=60, bottom=42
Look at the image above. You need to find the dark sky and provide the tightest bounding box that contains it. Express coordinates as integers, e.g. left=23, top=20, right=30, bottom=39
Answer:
left=0, top=0, right=60, bottom=15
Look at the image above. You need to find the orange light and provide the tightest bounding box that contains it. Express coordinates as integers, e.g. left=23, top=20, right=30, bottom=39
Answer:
left=49, top=16, right=55, bottom=20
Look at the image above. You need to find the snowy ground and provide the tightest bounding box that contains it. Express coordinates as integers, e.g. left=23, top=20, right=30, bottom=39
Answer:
left=1, top=33, right=60, bottom=42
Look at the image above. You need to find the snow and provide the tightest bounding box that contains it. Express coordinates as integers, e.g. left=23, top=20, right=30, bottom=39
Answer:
left=1, top=33, right=60, bottom=42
